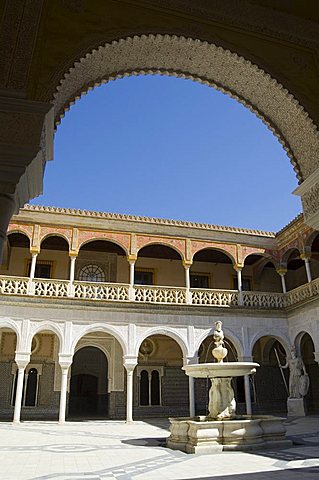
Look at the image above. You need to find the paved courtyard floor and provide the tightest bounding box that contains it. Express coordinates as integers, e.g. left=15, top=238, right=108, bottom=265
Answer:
left=0, top=416, right=319, bottom=480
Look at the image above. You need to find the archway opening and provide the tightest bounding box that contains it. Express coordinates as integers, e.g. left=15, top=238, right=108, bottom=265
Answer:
left=285, top=249, right=307, bottom=291
left=243, top=254, right=280, bottom=292
left=1, top=233, right=30, bottom=277
left=77, top=240, right=127, bottom=284
left=69, top=330, right=124, bottom=419
left=252, top=336, right=288, bottom=414
left=37, top=235, right=70, bottom=279
left=191, top=249, right=233, bottom=290
left=135, top=244, right=183, bottom=287
left=0, top=327, right=17, bottom=420
left=299, top=332, right=319, bottom=413
left=136, top=334, right=188, bottom=417
left=69, top=346, right=108, bottom=418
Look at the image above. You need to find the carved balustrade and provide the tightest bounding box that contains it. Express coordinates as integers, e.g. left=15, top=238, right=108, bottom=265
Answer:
left=0, top=275, right=319, bottom=309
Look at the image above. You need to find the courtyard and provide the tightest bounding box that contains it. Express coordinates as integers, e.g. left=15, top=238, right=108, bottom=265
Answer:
left=0, top=416, right=319, bottom=480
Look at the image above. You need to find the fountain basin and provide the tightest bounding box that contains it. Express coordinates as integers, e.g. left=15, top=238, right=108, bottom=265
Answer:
left=183, top=362, right=259, bottom=378
left=167, top=415, right=292, bottom=454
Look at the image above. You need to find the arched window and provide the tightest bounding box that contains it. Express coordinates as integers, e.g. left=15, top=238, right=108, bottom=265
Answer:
left=138, top=367, right=162, bottom=406
left=140, top=370, right=149, bottom=406
left=25, top=368, right=38, bottom=406
left=79, top=264, right=105, bottom=282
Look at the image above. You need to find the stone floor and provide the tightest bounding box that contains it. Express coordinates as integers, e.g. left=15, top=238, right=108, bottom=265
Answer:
left=0, top=416, right=319, bottom=480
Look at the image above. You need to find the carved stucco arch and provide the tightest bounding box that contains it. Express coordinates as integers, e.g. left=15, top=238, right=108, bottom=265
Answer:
left=0, top=318, right=21, bottom=349
left=135, top=326, right=188, bottom=359
left=53, top=34, right=319, bottom=183
left=250, top=330, right=291, bottom=359
left=27, top=321, right=64, bottom=353
left=71, top=323, right=127, bottom=357
left=194, top=327, right=244, bottom=359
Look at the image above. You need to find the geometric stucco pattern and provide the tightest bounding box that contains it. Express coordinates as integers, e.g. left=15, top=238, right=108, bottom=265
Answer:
left=302, top=182, right=319, bottom=220
left=53, top=34, right=319, bottom=183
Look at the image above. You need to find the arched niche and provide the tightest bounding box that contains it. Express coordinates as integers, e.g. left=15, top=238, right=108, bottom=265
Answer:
left=136, top=333, right=188, bottom=417
left=36, top=235, right=70, bottom=280
left=243, top=254, right=281, bottom=293
left=252, top=335, right=288, bottom=414
left=191, top=248, right=234, bottom=290
left=71, top=330, right=125, bottom=419
left=77, top=239, right=127, bottom=283
left=135, top=244, right=183, bottom=287
left=5, top=233, right=30, bottom=277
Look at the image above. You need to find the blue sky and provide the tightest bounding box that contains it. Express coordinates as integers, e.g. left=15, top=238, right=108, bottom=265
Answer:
left=32, top=75, right=301, bottom=232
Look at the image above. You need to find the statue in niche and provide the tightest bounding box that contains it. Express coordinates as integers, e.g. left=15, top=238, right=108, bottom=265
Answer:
left=281, top=346, right=309, bottom=398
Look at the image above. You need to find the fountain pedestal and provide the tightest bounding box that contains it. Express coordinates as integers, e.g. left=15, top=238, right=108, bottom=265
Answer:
left=167, top=322, right=292, bottom=454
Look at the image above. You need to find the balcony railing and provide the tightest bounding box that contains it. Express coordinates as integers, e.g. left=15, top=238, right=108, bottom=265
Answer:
left=0, top=275, right=319, bottom=309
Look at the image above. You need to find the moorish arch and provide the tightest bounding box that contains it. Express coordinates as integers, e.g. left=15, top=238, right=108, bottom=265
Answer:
left=71, top=324, right=127, bottom=357
left=135, top=327, right=188, bottom=359
left=53, top=34, right=319, bottom=189
left=194, top=327, right=244, bottom=360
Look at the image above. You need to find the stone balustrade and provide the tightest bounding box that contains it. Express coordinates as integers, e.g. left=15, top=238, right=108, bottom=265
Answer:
left=0, top=275, right=319, bottom=309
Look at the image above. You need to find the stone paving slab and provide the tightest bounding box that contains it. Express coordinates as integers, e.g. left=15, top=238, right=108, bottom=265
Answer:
left=0, top=416, right=318, bottom=480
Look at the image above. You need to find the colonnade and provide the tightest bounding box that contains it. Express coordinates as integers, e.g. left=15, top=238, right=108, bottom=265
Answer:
left=21, top=241, right=316, bottom=300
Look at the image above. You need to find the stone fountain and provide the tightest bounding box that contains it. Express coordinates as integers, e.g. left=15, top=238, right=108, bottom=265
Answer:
left=167, top=321, right=292, bottom=454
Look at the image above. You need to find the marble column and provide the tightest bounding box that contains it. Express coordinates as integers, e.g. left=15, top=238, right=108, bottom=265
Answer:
left=277, top=269, right=287, bottom=293
left=67, top=254, right=77, bottom=297
left=128, top=257, right=136, bottom=301
left=124, top=357, right=137, bottom=423
left=13, top=353, right=30, bottom=423
left=244, top=375, right=252, bottom=415
left=58, top=355, right=73, bottom=423
left=234, top=265, right=243, bottom=305
left=183, top=261, right=192, bottom=304
left=301, top=254, right=312, bottom=283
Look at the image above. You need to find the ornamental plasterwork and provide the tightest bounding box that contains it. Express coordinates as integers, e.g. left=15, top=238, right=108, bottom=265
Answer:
left=302, top=182, right=319, bottom=220
left=53, top=34, right=319, bottom=182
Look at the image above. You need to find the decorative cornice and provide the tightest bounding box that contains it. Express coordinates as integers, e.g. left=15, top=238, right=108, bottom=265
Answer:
left=19, top=204, right=276, bottom=238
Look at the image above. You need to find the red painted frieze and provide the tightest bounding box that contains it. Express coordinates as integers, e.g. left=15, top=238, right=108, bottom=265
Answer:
left=7, top=223, right=33, bottom=239
left=136, top=235, right=185, bottom=258
left=39, top=226, right=73, bottom=244
left=78, top=230, right=130, bottom=252
left=191, top=241, right=236, bottom=263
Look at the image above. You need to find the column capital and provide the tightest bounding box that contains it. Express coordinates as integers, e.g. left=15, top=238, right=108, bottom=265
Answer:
left=300, top=252, right=311, bottom=261
left=123, top=355, right=138, bottom=372
left=182, top=260, right=193, bottom=269
left=30, top=247, right=40, bottom=255
left=233, top=263, right=243, bottom=272
left=69, top=250, right=78, bottom=258
left=58, top=353, right=73, bottom=369
left=184, top=355, right=199, bottom=365
left=276, top=268, right=287, bottom=276
left=127, top=254, right=137, bottom=263
left=14, top=352, right=30, bottom=369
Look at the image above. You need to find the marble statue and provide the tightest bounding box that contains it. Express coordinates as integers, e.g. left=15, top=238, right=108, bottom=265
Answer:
left=282, top=347, right=309, bottom=399
left=212, top=320, right=228, bottom=363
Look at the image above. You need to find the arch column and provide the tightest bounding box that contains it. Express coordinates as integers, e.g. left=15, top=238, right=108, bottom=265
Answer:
left=300, top=253, right=312, bottom=283
left=67, top=253, right=77, bottom=297
left=127, top=255, right=136, bottom=301
left=183, top=261, right=192, bottom=304
left=124, top=356, right=138, bottom=423
left=239, top=356, right=253, bottom=416
left=27, top=248, right=39, bottom=294
left=234, top=265, right=243, bottom=305
left=184, top=356, right=198, bottom=417
left=276, top=268, right=287, bottom=293
left=13, top=352, right=30, bottom=423
left=58, top=354, right=73, bottom=423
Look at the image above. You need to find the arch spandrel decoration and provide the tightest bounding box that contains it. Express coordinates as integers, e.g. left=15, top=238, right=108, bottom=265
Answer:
left=7, top=224, right=33, bottom=241
left=136, top=237, right=185, bottom=260
left=77, top=230, right=130, bottom=253
left=39, top=227, right=72, bottom=246
left=53, top=34, right=319, bottom=184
